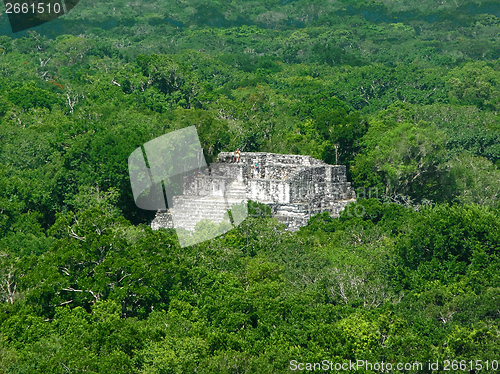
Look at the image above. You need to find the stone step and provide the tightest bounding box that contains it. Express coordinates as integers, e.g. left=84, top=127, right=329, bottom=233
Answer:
left=167, top=195, right=248, bottom=231
left=225, top=189, right=246, bottom=199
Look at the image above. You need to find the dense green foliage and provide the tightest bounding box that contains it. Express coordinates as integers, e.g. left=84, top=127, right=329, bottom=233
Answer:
left=1, top=0, right=500, bottom=372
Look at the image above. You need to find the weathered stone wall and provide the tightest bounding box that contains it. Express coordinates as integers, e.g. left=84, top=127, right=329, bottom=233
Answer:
left=263, top=164, right=299, bottom=180
left=288, top=166, right=327, bottom=203
left=183, top=176, right=226, bottom=197
left=264, top=153, right=324, bottom=166
left=210, top=163, right=249, bottom=182
left=217, top=152, right=325, bottom=167
left=151, top=209, right=174, bottom=230
left=247, top=179, right=290, bottom=204
left=151, top=151, right=356, bottom=233
left=328, top=165, right=348, bottom=183
left=326, top=182, right=354, bottom=200
left=269, top=197, right=356, bottom=232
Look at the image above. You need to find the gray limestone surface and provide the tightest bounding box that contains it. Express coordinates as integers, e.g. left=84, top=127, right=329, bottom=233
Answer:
left=151, top=151, right=356, bottom=233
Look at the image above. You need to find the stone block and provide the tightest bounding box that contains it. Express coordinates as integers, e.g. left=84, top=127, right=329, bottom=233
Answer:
left=151, top=151, right=356, bottom=233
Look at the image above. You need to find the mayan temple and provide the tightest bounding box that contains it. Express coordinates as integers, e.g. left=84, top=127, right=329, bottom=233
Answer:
left=151, top=151, right=356, bottom=233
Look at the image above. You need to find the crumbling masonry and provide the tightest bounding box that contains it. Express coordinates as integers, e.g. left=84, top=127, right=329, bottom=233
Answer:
left=151, top=152, right=356, bottom=232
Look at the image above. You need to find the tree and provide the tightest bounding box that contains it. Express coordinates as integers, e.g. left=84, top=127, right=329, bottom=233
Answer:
left=8, top=84, right=62, bottom=111
left=446, top=62, right=500, bottom=111
left=0, top=253, right=20, bottom=304
left=351, top=105, right=447, bottom=202
left=393, top=204, right=500, bottom=289
left=137, top=54, right=199, bottom=108
left=447, top=153, right=500, bottom=207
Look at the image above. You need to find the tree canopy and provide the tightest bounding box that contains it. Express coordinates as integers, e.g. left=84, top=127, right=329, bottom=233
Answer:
left=1, top=0, right=500, bottom=372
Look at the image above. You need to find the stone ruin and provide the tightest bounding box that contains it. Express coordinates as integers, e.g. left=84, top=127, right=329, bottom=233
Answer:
left=151, top=151, right=356, bottom=233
